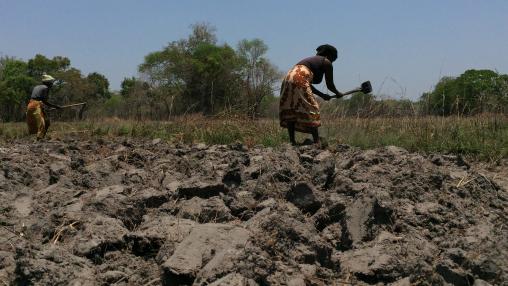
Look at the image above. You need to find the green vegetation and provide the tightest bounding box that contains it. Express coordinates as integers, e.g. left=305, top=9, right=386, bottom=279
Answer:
left=0, top=23, right=283, bottom=121
left=2, top=115, right=507, bottom=161
left=1, top=22, right=507, bottom=162
left=134, top=23, right=281, bottom=119
left=1, top=22, right=508, bottom=121
left=0, top=54, right=111, bottom=122
left=319, top=69, right=508, bottom=118
left=421, top=69, right=508, bottom=115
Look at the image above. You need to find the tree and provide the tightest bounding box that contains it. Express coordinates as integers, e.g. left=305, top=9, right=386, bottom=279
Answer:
left=138, top=24, right=287, bottom=118
left=120, top=77, right=138, bottom=97
left=421, top=69, right=508, bottom=115
left=187, top=22, right=217, bottom=50
left=139, top=23, right=245, bottom=117
left=118, top=77, right=152, bottom=118
left=189, top=43, right=243, bottom=114
left=0, top=54, right=114, bottom=122
left=237, top=39, right=281, bottom=118
left=420, top=76, right=457, bottom=115
left=87, top=72, right=111, bottom=100
left=0, top=57, right=36, bottom=121
left=457, top=69, right=508, bottom=113
left=103, top=93, right=123, bottom=117
left=27, top=54, right=70, bottom=79
left=139, top=45, right=188, bottom=118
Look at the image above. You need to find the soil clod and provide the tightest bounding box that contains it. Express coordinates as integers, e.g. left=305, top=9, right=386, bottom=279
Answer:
left=0, top=139, right=506, bottom=285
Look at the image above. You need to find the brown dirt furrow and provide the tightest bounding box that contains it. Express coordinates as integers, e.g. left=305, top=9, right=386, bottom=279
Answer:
left=0, top=138, right=506, bottom=285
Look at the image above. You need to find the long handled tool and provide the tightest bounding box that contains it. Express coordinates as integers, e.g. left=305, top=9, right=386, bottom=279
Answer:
left=335, top=81, right=372, bottom=97
left=48, top=102, right=87, bottom=119
left=48, top=102, right=87, bottom=111
left=59, top=102, right=87, bottom=109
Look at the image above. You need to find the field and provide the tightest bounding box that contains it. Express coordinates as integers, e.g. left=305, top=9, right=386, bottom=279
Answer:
left=1, top=115, right=507, bottom=285
left=1, top=114, right=508, bottom=161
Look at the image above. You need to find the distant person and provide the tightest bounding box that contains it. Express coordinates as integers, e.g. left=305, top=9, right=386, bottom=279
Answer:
left=279, top=44, right=343, bottom=146
left=26, top=74, right=61, bottom=140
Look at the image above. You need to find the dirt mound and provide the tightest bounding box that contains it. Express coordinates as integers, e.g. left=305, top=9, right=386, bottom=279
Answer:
left=1, top=139, right=506, bottom=285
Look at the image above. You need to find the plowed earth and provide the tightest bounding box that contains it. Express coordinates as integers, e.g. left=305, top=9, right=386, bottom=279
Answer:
left=0, top=138, right=507, bottom=285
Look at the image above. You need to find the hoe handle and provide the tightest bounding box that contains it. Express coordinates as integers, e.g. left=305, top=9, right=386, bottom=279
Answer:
left=332, top=88, right=361, bottom=98
left=48, top=102, right=87, bottom=110
left=341, top=88, right=362, bottom=96
left=60, top=103, right=87, bottom=108
left=334, top=81, right=372, bottom=98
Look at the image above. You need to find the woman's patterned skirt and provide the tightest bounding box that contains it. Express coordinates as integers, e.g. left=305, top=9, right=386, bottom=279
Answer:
left=279, top=65, right=320, bottom=133
left=26, top=100, right=48, bottom=139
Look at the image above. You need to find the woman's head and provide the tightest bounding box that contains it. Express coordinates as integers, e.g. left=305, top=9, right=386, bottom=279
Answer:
left=316, top=44, right=338, bottom=62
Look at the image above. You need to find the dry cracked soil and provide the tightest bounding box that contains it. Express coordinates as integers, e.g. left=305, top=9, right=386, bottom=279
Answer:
left=0, top=138, right=507, bottom=286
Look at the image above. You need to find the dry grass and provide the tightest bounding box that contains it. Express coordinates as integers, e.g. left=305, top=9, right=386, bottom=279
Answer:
left=320, top=114, right=508, bottom=161
left=1, top=114, right=507, bottom=161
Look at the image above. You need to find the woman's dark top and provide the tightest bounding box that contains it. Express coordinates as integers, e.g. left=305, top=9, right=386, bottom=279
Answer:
left=30, top=85, right=49, bottom=101
left=297, top=56, right=327, bottom=84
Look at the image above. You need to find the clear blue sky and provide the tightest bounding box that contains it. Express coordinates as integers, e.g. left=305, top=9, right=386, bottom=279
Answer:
left=1, top=0, right=507, bottom=99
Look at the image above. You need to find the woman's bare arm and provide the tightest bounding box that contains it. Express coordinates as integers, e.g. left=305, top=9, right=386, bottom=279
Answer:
left=323, top=59, right=343, bottom=98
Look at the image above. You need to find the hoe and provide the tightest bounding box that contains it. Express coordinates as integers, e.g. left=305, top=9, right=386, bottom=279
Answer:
left=335, top=81, right=372, bottom=98
left=49, top=102, right=87, bottom=119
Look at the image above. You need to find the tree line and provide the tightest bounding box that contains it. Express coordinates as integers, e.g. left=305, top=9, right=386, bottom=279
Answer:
left=420, top=69, right=508, bottom=115
left=113, top=24, right=281, bottom=120
left=0, top=54, right=110, bottom=122
left=322, top=69, right=508, bottom=118
left=1, top=23, right=507, bottom=122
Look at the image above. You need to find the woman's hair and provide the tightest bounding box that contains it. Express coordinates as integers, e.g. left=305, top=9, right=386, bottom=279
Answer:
left=316, top=44, right=338, bottom=61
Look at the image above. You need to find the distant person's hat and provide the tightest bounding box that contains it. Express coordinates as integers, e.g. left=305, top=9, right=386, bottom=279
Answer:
left=42, top=74, right=56, bottom=83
